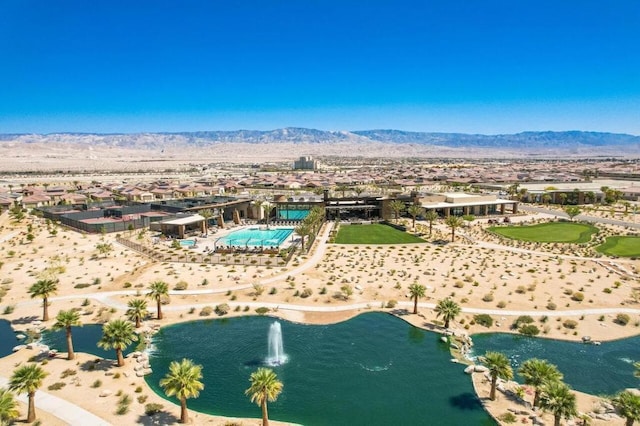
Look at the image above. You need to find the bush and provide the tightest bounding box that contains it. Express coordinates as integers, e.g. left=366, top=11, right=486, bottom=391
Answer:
left=255, top=307, right=270, bottom=315
left=145, top=403, right=164, bottom=416
left=512, top=315, right=534, bottom=329
left=74, top=283, right=91, bottom=289
left=199, top=306, right=214, bottom=316
left=498, top=412, right=517, bottom=423
left=497, top=301, right=507, bottom=309
left=546, top=302, right=557, bottom=310
left=473, top=314, right=493, bottom=328
left=563, top=320, right=578, bottom=329
left=300, top=288, right=313, bottom=298
left=482, top=293, right=494, bottom=302
left=91, top=379, right=102, bottom=388
left=616, top=314, right=631, bottom=325
left=47, top=382, right=66, bottom=391
left=519, top=324, right=540, bottom=336
left=571, top=292, right=584, bottom=302
left=215, top=303, right=230, bottom=316
left=386, top=300, right=397, bottom=308
left=174, top=280, right=188, bottom=290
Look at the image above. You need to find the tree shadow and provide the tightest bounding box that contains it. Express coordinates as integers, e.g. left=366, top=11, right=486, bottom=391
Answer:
left=12, top=315, right=40, bottom=325
left=79, top=358, right=114, bottom=372
left=137, top=411, right=180, bottom=425
left=390, top=308, right=410, bottom=316
left=449, top=392, right=484, bottom=411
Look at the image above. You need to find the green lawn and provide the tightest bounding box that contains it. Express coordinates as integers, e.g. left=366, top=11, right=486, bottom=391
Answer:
left=596, top=236, right=640, bottom=257
left=334, top=223, right=425, bottom=244
left=488, top=222, right=598, bottom=243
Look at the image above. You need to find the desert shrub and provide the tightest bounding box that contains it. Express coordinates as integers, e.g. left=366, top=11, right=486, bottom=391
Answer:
left=571, top=292, right=584, bottom=302
left=135, top=386, right=143, bottom=393
left=91, top=379, right=102, bottom=388
left=174, top=280, right=188, bottom=290
left=616, top=314, right=631, bottom=325
left=603, top=288, right=612, bottom=294
left=453, top=281, right=464, bottom=288
left=74, top=283, right=91, bottom=289
left=269, top=287, right=277, bottom=295
left=497, top=301, right=507, bottom=309
left=546, top=302, right=557, bottom=310
left=47, top=382, right=66, bottom=391
left=512, top=315, right=534, bottom=329
left=61, top=369, right=76, bottom=378
left=300, top=288, right=313, bottom=298
left=145, top=403, right=164, bottom=415
left=215, top=303, right=230, bottom=316
left=519, top=324, right=540, bottom=336
left=3, top=305, right=15, bottom=315
left=474, top=314, right=493, bottom=327
left=498, top=412, right=517, bottom=423
left=563, top=320, right=578, bottom=329
left=515, top=285, right=526, bottom=294
left=386, top=300, right=397, bottom=308
left=255, top=307, right=269, bottom=315
left=199, top=306, right=214, bottom=316
left=482, top=293, right=494, bottom=302
left=137, top=395, right=148, bottom=403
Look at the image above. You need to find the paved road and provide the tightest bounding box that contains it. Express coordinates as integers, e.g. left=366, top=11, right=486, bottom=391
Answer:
left=0, top=376, right=112, bottom=426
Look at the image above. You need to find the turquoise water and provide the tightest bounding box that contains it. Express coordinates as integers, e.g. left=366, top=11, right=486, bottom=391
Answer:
left=471, top=333, right=640, bottom=395
left=278, top=209, right=309, bottom=220
left=180, top=239, right=196, bottom=247
left=219, top=227, right=294, bottom=247
left=145, top=313, right=495, bottom=425
left=0, top=320, right=18, bottom=357
left=41, top=324, right=135, bottom=361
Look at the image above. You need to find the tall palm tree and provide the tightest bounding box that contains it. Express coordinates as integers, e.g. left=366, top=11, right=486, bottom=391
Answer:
left=613, top=391, right=640, bottom=426
left=245, top=368, right=283, bottom=426
left=434, top=298, right=461, bottom=329
left=126, top=298, right=149, bottom=328
left=97, top=319, right=138, bottom=367
left=388, top=200, right=405, bottom=223
left=408, top=283, right=426, bottom=314
left=51, top=309, right=82, bottom=360
left=199, top=208, right=213, bottom=236
left=519, top=358, right=563, bottom=407
left=0, top=388, right=19, bottom=426
left=539, top=381, right=577, bottom=426
left=8, top=364, right=48, bottom=423
left=28, top=279, right=58, bottom=321
left=424, top=210, right=438, bottom=237
left=159, top=358, right=204, bottom=424
left=407, top=204, right=424, bottom=231
left=147, top=280, right=169, bottom=320
left=293, top=222, right=312, bottom=252
left=444, top=215, right=464, bottom=242
left=481, top=351, right=513, bottom=401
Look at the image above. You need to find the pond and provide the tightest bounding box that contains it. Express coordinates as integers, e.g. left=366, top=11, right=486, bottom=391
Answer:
left=145, top=313, right=495, bottom=426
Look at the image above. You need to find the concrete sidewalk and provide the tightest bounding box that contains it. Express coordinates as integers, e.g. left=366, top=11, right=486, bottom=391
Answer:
left=0, top=376, right=112, bottom=426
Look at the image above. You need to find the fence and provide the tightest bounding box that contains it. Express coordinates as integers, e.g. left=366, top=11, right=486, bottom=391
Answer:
left=116, top=237, right=298, bottom=266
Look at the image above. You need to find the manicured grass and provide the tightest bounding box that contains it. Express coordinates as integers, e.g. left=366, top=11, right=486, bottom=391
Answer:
left=488, top=222, right=598, bottom=243
left=596, top=236, right=640, bottom=257
left=335, top=223, right=425, bottom=244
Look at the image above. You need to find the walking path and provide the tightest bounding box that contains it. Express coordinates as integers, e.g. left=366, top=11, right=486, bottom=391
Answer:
left=0, top=376, right=112, bottom=426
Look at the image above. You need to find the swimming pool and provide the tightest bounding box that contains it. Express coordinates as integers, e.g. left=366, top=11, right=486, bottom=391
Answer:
left=219, top=227, right=294, bottom=247
left=179, top=239, right=196, bottom=247
left=277, top=209, right=309, bottom=220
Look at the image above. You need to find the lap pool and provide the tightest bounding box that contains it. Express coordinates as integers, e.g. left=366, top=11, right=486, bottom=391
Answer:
left=218, top=227, right=294, bottom=247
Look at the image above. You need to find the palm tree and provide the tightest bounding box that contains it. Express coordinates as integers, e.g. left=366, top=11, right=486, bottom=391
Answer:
left=97, top=319, right=138, bottom=367
left=519, top=358, right=563, bottom=407
left=199, top=208, right=213, bottom=236
left=481, top=351, right=513, bottom=401
left=335, top=185, right=349, bottom=198
left=51, top=309, right=82, bottom=360
left=407, top=204, right=424, bottom=231
left=408, top=283, right=426, bottom=314
left=245, top=367, right=283, bottom=426
left=294, top=222, right=312, bottom=252
left=539, top=381, right=577, bottom=426
left=444, top=215, right=464, bottom=242
left=424, top=210, right=438, bottom=237
left=542, top=193, right=552, bottom=205
left=612, top=390, right=640, bottom=426
left=148, top=280, right=169, bottom=320
left=434, top=298, right=461, bottom=329
left=8, top=364, right=48, bottom=423
left=0, top=388, right=19, bottom=425
left=159, top=358, right=204, bottom=424
left=126, top=298, right=149, bottom=328
left=28, top=279, right=58, bottom=321
left=389, top=200, right=405, bottom=223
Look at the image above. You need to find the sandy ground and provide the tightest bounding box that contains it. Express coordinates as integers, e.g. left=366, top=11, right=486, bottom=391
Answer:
left=0, top=208, right=639, bottom=425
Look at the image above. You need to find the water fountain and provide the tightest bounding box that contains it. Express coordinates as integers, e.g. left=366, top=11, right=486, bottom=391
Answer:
left=265, top=321, right=287, bottom=366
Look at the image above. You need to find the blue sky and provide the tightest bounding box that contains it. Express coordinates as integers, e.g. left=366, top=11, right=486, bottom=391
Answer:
left=1, top=0, right=638, bottom=134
